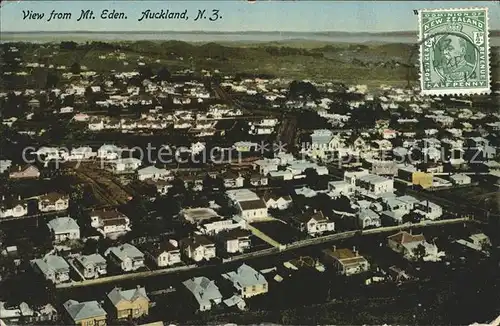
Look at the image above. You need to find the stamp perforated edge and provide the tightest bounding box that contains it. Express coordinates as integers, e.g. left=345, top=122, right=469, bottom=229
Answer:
left=418, top=7, right=491, bottom=96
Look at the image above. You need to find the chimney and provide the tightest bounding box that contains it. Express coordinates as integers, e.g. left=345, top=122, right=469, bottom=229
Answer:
left=333, top=245, right=337, bottom=252
left=352, top=246, right=356, bottom=254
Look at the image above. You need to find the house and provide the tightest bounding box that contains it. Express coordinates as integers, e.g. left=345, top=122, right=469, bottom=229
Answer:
left=387, top=231, right=442, bottom=261
left=450, top=173, right=472, bottom=185
left=414, top=200, right=443, bottom=220
left=137, top=166, right=170, bottom=181
left=323, top=247, right=370, bottom=276
left=97, top=144, right=122, bottom=160
left=145, top=179, right=172, bottom=195
left=107, top=286, right=150, bottom=320
left=90, top=209, right=131, bottom=238
left=222, top=170, right=245, bottom=189
left=293, top=211, right=335, bottom=236
left=198, top=218, right=246, bottom=235
left=222, top=263, right=268, bottom=298
left=217, top=228, right=252, bottom=254
left=180, top=235, right=216, bottom=262
left=104, top=243, right=145, bottom=272
left=226, top=189, right=268, bottom=222
left=38, top=192, right=70, bottom=212
left=357, top=209, right=381, bottom=229
left=8, top=164, right=40, bottom=179
left=0, top=301, right=35, bottom=324
left=355, top=174, right=394, bottom=195
left=182, top=277, right=223, bottom=312
left=233, top=141, right=258, bottom=152
left=63, top=300, right=107, bottom=326
left=31, top=255, right=70, bottom=284
left=0, top=196, right=28, bottom=218
left=74, top=254, right=107, bottom=279
left=181, top=207, right=219, bottom=224
left=262, top=192, right=293, bottom=210
left=0, top=159, right=12, bottom=173
left=47, top=217, right=80, bottom=242
left=109, top=158, right=142, bottom=173
left=328, top=181, right=355, bottom=196
left=145, top=239, right=181, bottom=268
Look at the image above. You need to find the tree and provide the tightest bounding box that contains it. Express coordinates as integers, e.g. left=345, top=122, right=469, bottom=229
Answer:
left=70, top=62, right=81, bottom=74
left=413, top=243, right=427, bottom=260
left=156, top=67, right=171, bottom=81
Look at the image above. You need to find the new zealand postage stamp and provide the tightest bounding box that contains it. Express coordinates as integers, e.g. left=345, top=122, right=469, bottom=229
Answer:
left=418, top=7, right=491, bottom=96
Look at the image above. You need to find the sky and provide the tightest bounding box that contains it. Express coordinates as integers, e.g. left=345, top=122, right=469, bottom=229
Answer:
left=1, top=1, right=499, bottom=33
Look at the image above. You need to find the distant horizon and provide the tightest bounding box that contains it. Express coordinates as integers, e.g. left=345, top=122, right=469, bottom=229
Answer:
left=3, top=29, right=500, bottom=34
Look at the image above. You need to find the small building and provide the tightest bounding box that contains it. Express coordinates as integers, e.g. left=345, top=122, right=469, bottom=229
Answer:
left=107, top=286, right=150, bottom=320
left=0, top=197, right=28, bottom=218
left=90, top=209, right=131, bottom=238
left=263, top=192, right=293, bottom=210
left=180, top=235, right=216, bottom=262
left=357, top=209, right=381, bottom=229
left=145, top=239, right=181, bottom=268
left=450, top=173, right=472, bottom=185
left=31, top=255, right=70, bottom=284
left=323, top=247, right=370, bottom=276
left=227, top=189, right=268, bottom=222
left=104, top=243, right=145, bottom=272
left=182, top=277, right=223, bottom=312
left=63, top=300, right=107, bottom=326
left=414, top=200, right=442, bottom=220
left=38, top=192, right=70, bottom=212
left=217, top=228, right=252, bottom=254
left=387, top=231, right=441, bottom=261
left=137, top=166, right=170, bottom=181
left=47, top=217, right=80, bottom=243
left=74, top=254, right=107, bottom=279
left=181, top=207, right=219, bottom=224
left=222, top=263, right=268, bottom=298
left=293, top=211, right=335, bottom=236
left=8, top=164, right=40, bottom=179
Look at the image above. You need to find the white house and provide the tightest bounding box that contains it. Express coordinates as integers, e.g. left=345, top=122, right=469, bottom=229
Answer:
left=227, top=189, right=268, bottom=222
left=450, top=173, right=472, bottom=185
left=38, top=193, right=69, bottom=212
left=137, top=166, right=170, bottom=181
left=145, top=239, right=181, bottom=268
left=183, top=277, right=222, bottom=312
left=0, top=197, right=28, bottom=218
left=180, top=235, right=216, bottom=262
left=357, top=209, right=381, bottom=229
left=263, top=192, right=293, bottom=210
left=31, top=255, right=70, bottom=284
left=74, top=254, right=107, bottom=279
left=414, top=200, right=443, bottom=220
left=217, top=228, right=252, bottom=254
left=222, top=263, right=268, bottom=298
left=294, top=211, right=335, bottom=236
left=97, top=144, right=122, bottom=160
left=90, top=209, right=131, bottom=238
left=104, top=243, right=145, bottom=272
left=47, top=217, right=80, bottom=243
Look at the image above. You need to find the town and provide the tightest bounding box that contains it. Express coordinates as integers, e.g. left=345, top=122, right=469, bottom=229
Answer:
left=0, top=39, right=499, bottom=326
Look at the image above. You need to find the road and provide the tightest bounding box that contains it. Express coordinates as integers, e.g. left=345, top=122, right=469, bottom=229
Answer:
left=55, top=216, right=471, bottom=290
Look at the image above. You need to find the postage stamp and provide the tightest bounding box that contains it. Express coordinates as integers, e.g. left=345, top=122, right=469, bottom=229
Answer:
left=418, top=7, right=491, bottom=96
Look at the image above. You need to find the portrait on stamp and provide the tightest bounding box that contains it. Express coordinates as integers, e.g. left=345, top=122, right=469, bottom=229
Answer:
left=419, top=8, right=491, bottom=95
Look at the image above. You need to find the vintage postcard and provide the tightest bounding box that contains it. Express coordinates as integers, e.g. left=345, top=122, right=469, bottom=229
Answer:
left=419, top=7, right=491, bottom=96
left=0, top=1, right=499, bottom=326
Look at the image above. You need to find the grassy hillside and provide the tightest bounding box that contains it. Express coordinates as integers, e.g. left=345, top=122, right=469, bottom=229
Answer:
left=7, top=40, right=500, bottom=85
